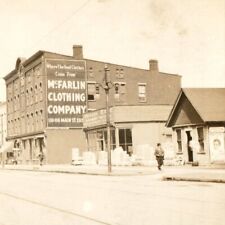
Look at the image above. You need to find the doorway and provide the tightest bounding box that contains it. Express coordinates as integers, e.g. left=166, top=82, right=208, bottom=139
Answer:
left=186, top=131, right=193, bottom=162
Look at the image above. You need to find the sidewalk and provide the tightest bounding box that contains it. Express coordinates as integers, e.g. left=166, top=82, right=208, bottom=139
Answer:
left=1, top=164, right=225, bottom=183
left=1, top=164, right=157, bottom=176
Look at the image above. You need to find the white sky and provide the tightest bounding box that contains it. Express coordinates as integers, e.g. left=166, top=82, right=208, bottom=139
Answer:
left=0, top=0, right=224, bottom=102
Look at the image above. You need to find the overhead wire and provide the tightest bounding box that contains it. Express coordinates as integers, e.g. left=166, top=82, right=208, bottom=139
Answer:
left=24, top=0, right=92, bottom=54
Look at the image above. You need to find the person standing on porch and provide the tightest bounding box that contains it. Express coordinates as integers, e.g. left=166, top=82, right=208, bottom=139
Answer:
left=154, top=143, right=164, bottom=170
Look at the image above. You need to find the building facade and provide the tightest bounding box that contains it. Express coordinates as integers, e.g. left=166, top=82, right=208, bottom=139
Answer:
left=4, top=45, right=181, bottom=164
left=166, top=88, right=225, bottom=165
left=0, top=102, right=7, bottom=148
left=83, top=105, right=175, bottom=165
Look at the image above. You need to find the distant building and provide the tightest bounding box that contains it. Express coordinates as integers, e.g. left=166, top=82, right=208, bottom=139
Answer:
left=4, top=45, right=181, bottom=164
left=166, top=88, right=225, bottom=165
left=0, top=102, right=7, bottom=147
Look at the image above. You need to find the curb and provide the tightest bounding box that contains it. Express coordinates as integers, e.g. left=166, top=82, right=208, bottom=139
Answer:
left=0, top=167, right=153, bottom=176
left=162, top=176, right=225, bottom=183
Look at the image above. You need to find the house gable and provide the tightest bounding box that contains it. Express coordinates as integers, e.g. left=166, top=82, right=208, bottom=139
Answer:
left=168, top=93, right=204, bottom=126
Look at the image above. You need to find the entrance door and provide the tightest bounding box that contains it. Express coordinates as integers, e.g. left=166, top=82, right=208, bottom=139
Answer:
left=97, top=131, right=105, bottom=151
left=186, top=131, right=193, bottom=162
left=29, top=139, right=32, bottom=161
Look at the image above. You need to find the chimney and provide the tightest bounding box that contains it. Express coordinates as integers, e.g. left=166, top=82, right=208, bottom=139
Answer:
left=149, top=59, right=158, bottom=71
left=73, top=45, right=83, bottom=59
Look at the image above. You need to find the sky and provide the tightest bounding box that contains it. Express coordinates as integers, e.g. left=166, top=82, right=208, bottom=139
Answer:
left=0, top=0, right=224, bottom=102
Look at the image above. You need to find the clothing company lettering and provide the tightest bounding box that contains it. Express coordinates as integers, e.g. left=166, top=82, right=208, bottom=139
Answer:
left=48, top=105, right=86, bottom=114
left=47, top=80, right=86, bottom=114
left=46, top=59, right=86, bottom=127
left=47, top=80, right=85, bottom=89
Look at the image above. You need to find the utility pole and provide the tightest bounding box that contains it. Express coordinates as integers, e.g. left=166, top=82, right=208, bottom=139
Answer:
left=104, top=65, right=112, bottom=173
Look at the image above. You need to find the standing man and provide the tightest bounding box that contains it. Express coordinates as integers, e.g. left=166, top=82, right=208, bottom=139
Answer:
left=38, top=151, right=44, bottom=166
left=154, top=143, right=164, bottom=170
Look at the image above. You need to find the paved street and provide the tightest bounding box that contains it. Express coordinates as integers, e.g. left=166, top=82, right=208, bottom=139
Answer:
left=0, top=170, right=225, bottom=225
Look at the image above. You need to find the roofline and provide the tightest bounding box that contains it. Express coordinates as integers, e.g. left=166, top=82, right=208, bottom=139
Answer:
left=84, top=58, right=149, bottom=72
left=4, top=69, right=17, bottom=80
left=4, top=50, right=76, bottom=80
left=159, top=72, right=181, bottom=77
left=23, top=50, right=74, bottom=66
left=165, top=89, right=183, bottom=127
left=182, top=88, right=206, bottom=122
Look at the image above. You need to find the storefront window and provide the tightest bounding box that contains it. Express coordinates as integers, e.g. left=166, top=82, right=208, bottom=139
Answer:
left=87, top=128, right=116, bottom=152
left=197, top=127, right=205, bottom=152
left=119, top=128, right=133, bottom=155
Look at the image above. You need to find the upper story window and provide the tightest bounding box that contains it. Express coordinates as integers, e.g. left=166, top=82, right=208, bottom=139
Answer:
left=113, top=82, right=126, bottom=101
left=26, top=89, right=29, bottom=106
left=116, top=68, right=125, bottom=79
left=34, top=64, right=41, bottom=76
left=88, top=67, right=94, bottom=78
left=25, top=69, right=33, bottom=84
left=138, top=83, right=147, bottom=102
left=87, top=82, right=96, bottom=101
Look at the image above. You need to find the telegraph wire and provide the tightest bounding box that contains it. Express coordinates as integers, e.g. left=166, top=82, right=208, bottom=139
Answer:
left=24, top=0, right=92, bottom=55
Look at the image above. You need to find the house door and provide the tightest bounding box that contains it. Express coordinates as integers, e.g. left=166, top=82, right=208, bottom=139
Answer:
left=186, top=131, right=193, bottom=162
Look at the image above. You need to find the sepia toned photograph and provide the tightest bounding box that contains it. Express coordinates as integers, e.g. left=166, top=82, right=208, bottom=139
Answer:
left=0, top=1, right=224, bottom=225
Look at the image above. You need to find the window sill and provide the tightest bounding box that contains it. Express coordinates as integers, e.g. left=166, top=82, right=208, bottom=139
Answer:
left=176, top=152, right=183, bottom=155
left=197, top=152, right=206, bottom=154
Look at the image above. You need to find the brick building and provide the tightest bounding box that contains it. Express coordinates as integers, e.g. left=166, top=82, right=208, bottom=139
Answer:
left=4, top=45, right=181, bottom=164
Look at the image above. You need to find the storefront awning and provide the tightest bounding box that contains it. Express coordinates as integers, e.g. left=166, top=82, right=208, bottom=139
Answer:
left=0, top=141, right=14, bottom=153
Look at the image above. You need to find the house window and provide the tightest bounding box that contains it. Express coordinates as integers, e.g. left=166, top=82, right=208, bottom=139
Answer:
left=119, top=128, right=133, bottom=155
left=176, top=129, right=182, bottom=152
left=87, top=82, right=96, bottom=101
left=197, top=127, right=205, bottom=152
left=138, top=83, right=146, bottom=102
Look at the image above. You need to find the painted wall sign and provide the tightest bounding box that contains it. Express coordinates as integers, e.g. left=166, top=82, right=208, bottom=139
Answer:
left=46, top=59, right=86, bottom=127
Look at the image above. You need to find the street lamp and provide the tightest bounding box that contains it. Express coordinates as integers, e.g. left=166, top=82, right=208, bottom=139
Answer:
left=95, top=65, right=119, bottom=173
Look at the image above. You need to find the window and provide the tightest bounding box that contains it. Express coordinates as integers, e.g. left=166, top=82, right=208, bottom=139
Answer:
left=114, top=82, right=126, bottom=101
left=26, top=115, right=30, bottom=133
left=138, top=83, right=146, bottom=102
left=39, top=82, right=43, bottom=101
left=31, top=113, right=34, bottom=132
left=34, top=85, right=38, bottom=102
left=88, top=67, right=94, bottom=78
left=35, top=111, right=39, bottom=130
left=26, top=89, right=29, bottom=106
left=197, top=127, right=205, bottom=152
left=87, top=82, right=96, bottom=101
left=40, top=110, right=44, bottom=129
left=176, top=129, right=182, bottom=152
left=30, top=87, right=33, bottom=105
left=34, top=64, right=41, bottom=76
left=119, top=128, right=133, bottom=155
left=116, top=68, right=125, bottom=79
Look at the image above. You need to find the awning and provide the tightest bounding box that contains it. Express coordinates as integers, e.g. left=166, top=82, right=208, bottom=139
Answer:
left=0, top=141, right=14, bottom=153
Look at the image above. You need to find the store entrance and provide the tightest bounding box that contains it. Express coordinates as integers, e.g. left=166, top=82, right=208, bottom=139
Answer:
left=97, top=131, right=105, bottom=151
left=186, top=131, right=193, bottom=162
